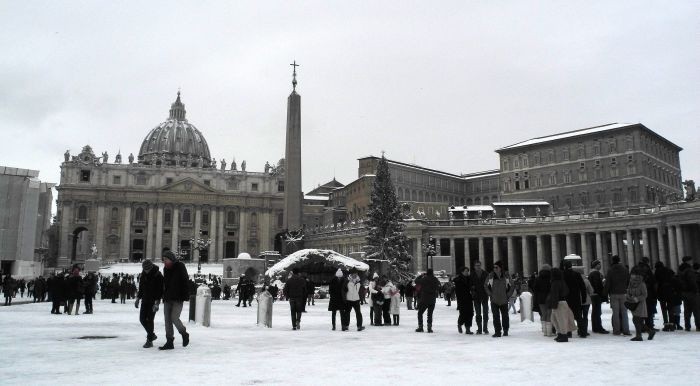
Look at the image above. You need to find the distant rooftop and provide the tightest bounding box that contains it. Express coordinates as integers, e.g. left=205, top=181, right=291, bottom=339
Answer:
left=359, top=156, right=498, bottom=181
left=497, top=123, right=637, bottom=152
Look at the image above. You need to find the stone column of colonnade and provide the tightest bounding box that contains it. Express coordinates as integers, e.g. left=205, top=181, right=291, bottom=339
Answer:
left=656, top=226, right=667, bottom=267
left=521, top=235, right=531, bottom=276
left=95, top=204, right=105, bottom=262
left=478, top=237, right=485, bottom=266
left=209, top=207, right=217, bottom=261
left=193, top=207, right=202, bottom=262
left=415, top=238, right=423, bottom=272
left=625, top=229, right=634, bottom=268
left=170, top=206, right=179, bottom=255
left=668, top=225, right=678, bottom=271
left=580, top=232, right=590, bottom=275
left=550, top=234, right=560, bottom=268
left=217, top=207, right=224, bottom=261
left=536, top=235, right=545, bottom=271
left=507, top=236, right=515, bottom=274
left=450, top=238, right=456, bottom=274
left=146, top=205, right=155, bottom=260
left=155, top=205, right=163, bottom=259
left=675, top=225, right=685, bottom=264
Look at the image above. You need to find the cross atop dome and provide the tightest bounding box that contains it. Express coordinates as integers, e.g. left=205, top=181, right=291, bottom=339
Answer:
left=169, top=90, right=187, bottom=121
left=290, top=60, right=299, bottom=91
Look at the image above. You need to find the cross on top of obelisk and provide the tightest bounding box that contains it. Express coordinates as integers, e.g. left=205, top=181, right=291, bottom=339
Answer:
left=290, top=60, right=300, bottom=91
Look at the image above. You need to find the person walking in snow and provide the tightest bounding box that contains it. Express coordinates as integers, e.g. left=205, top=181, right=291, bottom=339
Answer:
left=83, top=271, right=97, bottom=314
left=3, top=274, right=16, bottom=306
left=342, top=270, right=365, bottom=331
left=627, top=267, right=656, bottom=341
left=534, top=264, right=553, bottom=337
left=135, top=259, right=163, bottom=348
left=605, top=255, right=631, bottom=336
left=404, top=280, right=415, bottom=310
left=485, top=261, right=513, bottom=337
left=453, top=266, right=474, bottom=334
left=328, top=269, right=347, bottom=330
left=470, top=261, right=490, bottom=334
left=562, top=260, right=587, bottom=338
left=415, top=269, right=440, bottom=333
left=381, top=276, right=396, bottom=325
left=283, top=268, right=307, bottom=330
left=389, top=279, right=401, bottom=326
left=306, top=277, right=316, bottom=306
left=66, top=265, right=84, bottom=315
left=159, top=251, right=190, bottom=350
left=588, top=259, right=609, bottom=334
left=548, top=268, right=577, bottom=342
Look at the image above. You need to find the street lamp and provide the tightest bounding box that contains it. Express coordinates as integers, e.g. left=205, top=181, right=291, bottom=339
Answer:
left=190, top=230, right=211, bottom=275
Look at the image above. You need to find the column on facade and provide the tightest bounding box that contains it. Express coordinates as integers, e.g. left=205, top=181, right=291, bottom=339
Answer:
left=675, top=225, right=685, bottom=261
left=565, top=233, right=574, bottom=256
left=536, top=234, right=544, bottom=272
left=611, top=231, right=619, bottom=257
left=580, top=233, right=590, bottom=275
left=146, top=205, right=155, bottom=260
left=193, top=206, right=202, bottom=261
left=95, top=203, right=105, bottom=261
left=507, top=236, right=516, bottom=274
left=478, top=237, right=485, bottom=267
left=260, top=210, right=271, bottom=253
left=551, top=234, right=560, bottom=268
left=217, top=207, right=224, bottom=260
left=171, top=206, right=179, bottom=254
left=154, top=205, right=163, bottom=259
left=60, top=202, right=73, bottom=258
left=209, top=207, right=217, bottom=261
left=238, top=209, right=248, bottom=255
left=121, top=205, right=132, bottom=261
left=595, top=232, right=604, bottom=274
left=625, top=229, right=634, bottom=268
left=641, top=228, right=650, bottom=259
left=522, top=235, right=531, bottom=277
left=668, top=225, right=678, bottom=271
left=464, top=237, right=471, bottom=267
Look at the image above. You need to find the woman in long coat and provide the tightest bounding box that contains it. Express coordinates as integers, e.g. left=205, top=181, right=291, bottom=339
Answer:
left=328, top=269, right=346, bottom=330
left=534, top=265, right=552, bottom=336
left=627, top=268, right=656, bottom=341
left=548, top=268, right=577, bottom=342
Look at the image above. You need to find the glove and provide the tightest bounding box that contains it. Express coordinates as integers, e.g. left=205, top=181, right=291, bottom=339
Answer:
left=134, top=298, right=140, bottom=309
left=152, top=301, right=160, bottom=313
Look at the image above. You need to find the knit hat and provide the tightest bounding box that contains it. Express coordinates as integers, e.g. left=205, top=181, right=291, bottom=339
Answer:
left=494, top=261, right=503, bottom=268
left=335, top=269, right=343, bottom=278
left=372, top=272, right=378, bottom=279
left=142, top=259, right=154, bottom=272
left=591, top=259, right=601, bottom=269
left=162, top=250, right=177, bottom=262
left=611, top=255, right=621, bottom=264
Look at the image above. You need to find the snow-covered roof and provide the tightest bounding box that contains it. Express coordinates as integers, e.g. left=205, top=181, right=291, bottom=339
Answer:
left=304, top=195, right=329, bottom=201
left=492, top=201, right=550, bottom=206
left=265, top=249, right=369, bottom=278
left=497, top=123, right=636, bottom=152
left=461, top=171, right=500, bottom=180
left=448, top=205, right=494, bottom=212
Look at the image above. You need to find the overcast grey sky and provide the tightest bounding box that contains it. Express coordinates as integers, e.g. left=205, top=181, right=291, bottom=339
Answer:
left=1, top=1, right=698, bottom=201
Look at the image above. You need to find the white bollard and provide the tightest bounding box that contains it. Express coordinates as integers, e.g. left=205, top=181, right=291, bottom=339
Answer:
left=195, top=285, right=212, bottom=327
left=519, top=291, right=534, bottom=322
left=257, top=290, right=273, bottom=328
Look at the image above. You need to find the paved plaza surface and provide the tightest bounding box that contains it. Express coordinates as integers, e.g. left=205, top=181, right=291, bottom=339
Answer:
left=1, top=297, right=696, bottom=385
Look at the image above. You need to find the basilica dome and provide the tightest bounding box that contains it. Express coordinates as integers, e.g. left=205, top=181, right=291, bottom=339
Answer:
left=137, top=92, right=212, bottom=167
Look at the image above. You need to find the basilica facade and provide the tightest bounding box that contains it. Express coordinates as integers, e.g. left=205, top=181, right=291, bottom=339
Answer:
left=56, top=93, right=290, bottom=265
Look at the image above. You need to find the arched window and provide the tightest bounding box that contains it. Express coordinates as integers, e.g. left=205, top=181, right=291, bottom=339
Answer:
left=182, top=209, right=191, bottom=223
left=135, top=207, right=145, bottom=222
left=78, top=205, right=88, bottom=220
left=398, top=187, right=404, bottom=200
left=202, top=210, right=209, bottom=225
left=164, top=209, right=172, bottom=225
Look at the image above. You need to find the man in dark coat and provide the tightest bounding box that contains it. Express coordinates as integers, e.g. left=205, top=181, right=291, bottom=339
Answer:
left=135, top=259, right=164, bottom=348
left=306, top=278, right=316, bottom=306
left=678, top=256, right=699, bottom=331
left=283, top=268, right=307, bottom=330
left=47, top=273, right=64, bottom=314
left=235, top=276, right=248, bottom=307
left=328, top=269, right=347, bottom=330
left=605, top=255, right=631, bottom=335
left=159, top=251, right=190, bottom=350
left=470, top=260, right=490, bottom=334
left=588, top=259, right=609, bottom=334
left=452, top=266, right=474, bottom=334
left=83, top=272, right=97, bottom=314
left=66, top=265, right=84, bottom=315
left=415, top=268, right=441, bottom=333
left=562, top=260, right=587, bottom=337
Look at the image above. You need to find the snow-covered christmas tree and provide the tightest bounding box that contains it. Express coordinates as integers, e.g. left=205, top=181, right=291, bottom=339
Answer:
left=363, top=154, right=412, bottom=280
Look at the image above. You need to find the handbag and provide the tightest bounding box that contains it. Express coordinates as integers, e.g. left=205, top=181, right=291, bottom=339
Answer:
left=624, top=301, right=639, bottom=311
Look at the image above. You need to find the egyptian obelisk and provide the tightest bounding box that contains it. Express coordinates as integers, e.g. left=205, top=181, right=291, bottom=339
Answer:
left=284, top=61, right=303, bottom=231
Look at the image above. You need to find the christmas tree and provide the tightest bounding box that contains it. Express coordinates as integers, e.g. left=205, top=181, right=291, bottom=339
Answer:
left=364, top=155, right=412, bottom=280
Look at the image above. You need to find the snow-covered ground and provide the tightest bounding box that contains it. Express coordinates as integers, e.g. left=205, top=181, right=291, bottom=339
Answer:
left=1, top=297, right=697, bottom=385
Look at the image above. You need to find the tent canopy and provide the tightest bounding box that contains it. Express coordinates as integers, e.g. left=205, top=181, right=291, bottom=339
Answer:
left=265, top=249, right=369, bottom=279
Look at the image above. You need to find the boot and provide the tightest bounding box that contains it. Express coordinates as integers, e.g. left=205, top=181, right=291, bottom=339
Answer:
left=427, top=325, right=433, bottom=333
left=158, top=339, right=174, bottom=350
left=465, top=327, right=473, bottom=335
left=492, top=331, right=501, bottom=338
left=415, top=325, right=424, bottom=332
left=143, top=340, right=153, bottom=348
left=483, top=321, right=489, bottom=335
left=181, top=332, right=189, bottom=347
left=458, top=324, right=463, bottom=334
left=555, top=333, right=568, bottom=342
left=648, top=329, right=656, bottom=340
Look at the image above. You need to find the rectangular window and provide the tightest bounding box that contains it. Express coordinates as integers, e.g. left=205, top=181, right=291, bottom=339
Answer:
left=251, top=183, right=259, bottom=191
left=112, top=175, right=121, bottom=185
left=278, top=180, right=285, bottom=192
left=166, top=178, right=173, bottom=185
left=203, top=180, right=211, bottom=186
left=136, top=175, right=147, bottom=185
left=80, top=170, right=91, bottom=182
